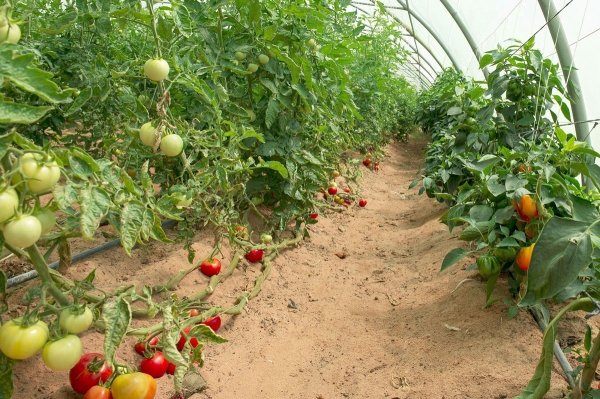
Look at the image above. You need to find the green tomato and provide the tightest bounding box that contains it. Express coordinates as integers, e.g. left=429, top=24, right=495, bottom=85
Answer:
left=160, top=134, right=183, bottom=157
left=258, top=54, right=269, bottom=65
left=12, top=153, right=61, bottom=193
left=247, top=63, right=259, bottom=73
left=261, top=234, right=273, bottom=244
left=173, top=193, right=193, bottom=209
left=0, top=319, right=48, bottom=359
left=139, top=122, right=157, bottom=147
left=0, top=23, right=21, bottom=44
left=235, top=51, right=247, bottom=61
left=476, top=255, right=501, bottom=279
left=60, top=307, right=94, bottom=334
left=42, top=335, right=83, bottom=371
left=144, top=59, right=169, bottom=82
left=3, top=215, right=42, bottom=248
left=0, top=187, right=18, bottom=224
left=34, top=208, right=56, bottom=235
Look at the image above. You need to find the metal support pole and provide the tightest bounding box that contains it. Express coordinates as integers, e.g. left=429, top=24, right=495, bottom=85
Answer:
left=439, top=0, right=489, bottom=78
left=401, top=36, right=440, bottom=78
left=537, top=0, right=592, bottom=147
left=394, top=0, right=461, bottom=72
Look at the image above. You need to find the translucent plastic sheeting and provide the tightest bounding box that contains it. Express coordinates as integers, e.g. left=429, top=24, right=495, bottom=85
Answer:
left=352, top=0, right=600, bottom=149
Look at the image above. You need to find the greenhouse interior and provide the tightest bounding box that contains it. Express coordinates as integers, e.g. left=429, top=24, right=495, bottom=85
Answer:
left=1, top=0, right=600, bottom=398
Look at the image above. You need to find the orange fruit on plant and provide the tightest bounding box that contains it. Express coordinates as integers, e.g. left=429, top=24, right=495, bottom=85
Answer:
left=520, top=195, right=538, bottom=219
left=516, top=244, right=535, bottom=272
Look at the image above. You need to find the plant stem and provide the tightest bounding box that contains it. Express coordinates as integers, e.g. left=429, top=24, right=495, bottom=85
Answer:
left=572, top=323, right=600, bottom=398
left=25, top=245, right=71, bottom=307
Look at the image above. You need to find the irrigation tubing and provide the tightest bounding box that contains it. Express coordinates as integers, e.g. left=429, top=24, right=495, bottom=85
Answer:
left=6, top=219, right=179, bottom=289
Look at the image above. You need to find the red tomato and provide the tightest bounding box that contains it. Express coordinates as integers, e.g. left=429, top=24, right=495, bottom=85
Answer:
left=199, top=258, right=221, bottom=277
left=176, top=327, right=199, bottom=351
left=245, top=249, right=264, bottom=263
left=189, top=309, right=200, bottom=317
left=359, top=199, right=367, bottom=207
left=166, top=362, right=176, bottom=375
left=344, top=199, right=352, bottom=205
left=69, top=353, right=113, bottom=394
left=140, top=351, right=169, bottom=378
left=362, top=159, right=372, bottom=167
left=134, top=336, right=159, bottom=356
left=84, top=386, right=113, bottom=399
left=200, top=316, right=222, bottom=332
left=344, top=188, right=350, bottom=193
left=327, top=187, right=337, bottom=195
left=309, top=213, right=318, bottom=219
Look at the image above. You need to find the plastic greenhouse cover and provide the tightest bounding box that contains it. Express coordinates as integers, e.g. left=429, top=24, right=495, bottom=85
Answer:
left=351, top=0, right=600, bottom=151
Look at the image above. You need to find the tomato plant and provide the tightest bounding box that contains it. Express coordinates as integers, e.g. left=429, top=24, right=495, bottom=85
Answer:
left=111, top=372, right=156, bottom=399
left=134, top=336, right=159, bottom=356
left=0, top=319, right=48, bottom=360
left=159, top=134, right=183, bottom=157
left=12, top=152, right=61, bottom=194
left=176, top=328, right=199, bottom=351
left=139, top=123, right=157, bottom=147
left=140, top=351, right=169, bottom=378
left=0, top=187, right=18, bottom=223
left=42, top=335, right=83, bottom=371
left=199, top=258, right=221, bottom=277
left=327, top=187, right=337, bottom=195
left=69, top=353, right=113, bottom=395
left=143, top=59, right=169, bottom=82
left=3, top=215, right=42, bottom=248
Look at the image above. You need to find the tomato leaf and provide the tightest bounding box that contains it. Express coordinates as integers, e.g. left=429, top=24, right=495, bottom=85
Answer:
left=265, top=97, right=280, bottom=129
left=65, top=87, right=93, bottom=116
left=525, top=217, right=594, bottom=303
left=79, top=186, right=112, bottom=240
left=514, top=323, right=555, bottom=399
left=0, top=101, right=53, bottom=124
left=117, top=200, right=146, bottom=256
left=102, top=296, right=132, bottom=368
left=440, top=248, right=472, bottom=272
left=257, top=161, right=288, bottom=178
left=173, top=5, right=193, bottom=37
left=0, top=352, right=14, bottom=399
left=0, top=49, right=74, bottom=103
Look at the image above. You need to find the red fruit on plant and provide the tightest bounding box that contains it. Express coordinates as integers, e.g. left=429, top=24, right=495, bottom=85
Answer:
left=309, top=213, right=318, bottom=219
left=359, top=199, right=367, bottom=207
left=176, top=327, right=199, bottom=351
left=362, top=159, right=372, bottom=167
left=166, top=362, right=176, bottom=375
left=200, top=316, right=222, bottom=332
left=344, top=188, right=350, bottom=193
left=344, top=199, right=352, bottom=205
left=245, top=249, right=264, bottom=263
left=327, top=187, right=337, bottom=195
left=189, top=309, right=200, bottom=318
left=140, top=351, right=169, bottom=378
left=84, top=386, right=113, bottom=399
left=69, top=353, right=113, bottom=394
left=199, top=258, right=221, bottom=277
left=134, top=336, right=159, bottom=356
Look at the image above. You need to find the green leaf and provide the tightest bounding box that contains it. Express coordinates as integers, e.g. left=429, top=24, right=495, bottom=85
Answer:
left=469, top=86, right=485, bottom=100
left=260, top=78, right=278, bottom=93
left=507, top=305, right=519, bottom=319
left=189, top=324, right=228, bottom=344
left=0, top=49, right=74, bottom=103
left=68, top=147, right=100, bottom=178
left=447, top=106, right=462, bottom=116
left=258, top=161, right=288, bottom=178
left=102, top=296, right=132, bottom=368
left=514, top=324, right=556, bottom=399
left=479, top=54, right=494, bottom=68
left=0, top=352, right=14, bottom=399
left=458, top=222, right=490, bottom=241
left=118, top=200, right=146, bottom=256
left=65, top=87, right=93, bottom=116
left=0, top=101, right=53, bottom=124
left=440, top=248, right=472, bottom=271
left=38, top=9, right=78, bottom=34
left=79, top=186, right=112, bottom=240
left=526, top=217, right=593, bottom=301
left=173, top=5, right=193, bottom=37
left=161, top=307, right=188, bottom=368
left=265, top=97, right=280, bottom=129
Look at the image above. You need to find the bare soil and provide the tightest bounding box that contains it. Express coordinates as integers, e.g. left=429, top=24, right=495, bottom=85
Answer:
left=6, top=135, right=588, bottom=399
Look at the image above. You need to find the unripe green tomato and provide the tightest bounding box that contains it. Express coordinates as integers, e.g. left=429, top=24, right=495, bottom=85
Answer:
left=246, top=109, right=256, bottom=122
left=144, top=59, right=170, bottom=82
left=0, top=187, right=19, bottom=224
left=3, top=215, right=42, bottom=248
left=476, top=255, right=501, bottom=279
left=160, top=134, right=184, bottom=157
left=60, top=307, right=94, bottom=334
left=42, top=335, right=83, bottom=371
left=307, top=38, right=317, bottom=49
left=247, top=63, right=259, bottom=73
left=139, top=122, right=157, bottom=147
left=261, top=234, right=273, bottom=244
left=0, top=23, right=21, bottom=44
left=0, top=320, right=48, bottom=360
left=258, top=54, right=269, bottom=65
left=235, top=51, right=247, bottom=61
left=34, top=208, right=56, bottom=235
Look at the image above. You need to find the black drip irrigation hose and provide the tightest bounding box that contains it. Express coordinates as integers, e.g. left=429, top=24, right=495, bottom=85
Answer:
left=529, top=307, right=575, bottom=388
left=6, top=219, right=179, bottom=289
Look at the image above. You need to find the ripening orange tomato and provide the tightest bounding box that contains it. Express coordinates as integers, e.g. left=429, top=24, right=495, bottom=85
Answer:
left=520, top=195, right=538, bottom=219
left=516, top=243, right=535, bottom=272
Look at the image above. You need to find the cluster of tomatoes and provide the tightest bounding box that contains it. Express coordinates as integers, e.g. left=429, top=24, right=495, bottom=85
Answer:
left=318, top=169, right=367, bottom=215
left=361, top=153, right=380, bottom=171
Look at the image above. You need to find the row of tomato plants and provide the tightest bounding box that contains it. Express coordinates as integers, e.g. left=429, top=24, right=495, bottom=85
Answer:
left=0, top=0, right=412, bottom=397
left=414, top=37, right=600, bottom=398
